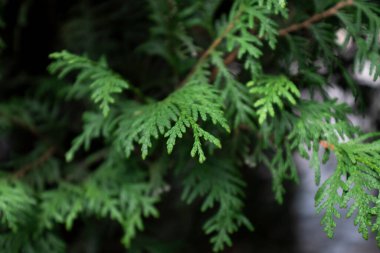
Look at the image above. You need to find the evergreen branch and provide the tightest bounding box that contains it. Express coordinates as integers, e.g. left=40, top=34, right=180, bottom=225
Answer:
left=65, top=112, right=114, bottom=162
left=181, top=6, right=244, bottom=85
left=13, top=146, right=56, bottom=179
left=115, top=82, right=230, bottom=163
left=278, top=0, right=354, bottom=36
left=288, top=99, right=359, bottom=184
left=40, top=159, right=159, bottom=247
left=213, top=0, right=354, bottom=78
left=248, top=75, right=300, bottom=124
left=49, top=51, right=133, bottom=116
left=316, top=134, right=380, bottom=241
left=0, top=180, right=36, bottom=232
left=182, top=159, right=253, bottom=251
left=4, top=0, right=380, bottom=251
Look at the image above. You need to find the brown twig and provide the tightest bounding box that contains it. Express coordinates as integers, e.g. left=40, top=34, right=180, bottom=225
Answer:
left=209, top=0, right=354, bottom=81
left=13, top=146, right=56, bottom=179
left=180, top=6, right=244, bottom=86
left=278, top=0, right=354, bottom=37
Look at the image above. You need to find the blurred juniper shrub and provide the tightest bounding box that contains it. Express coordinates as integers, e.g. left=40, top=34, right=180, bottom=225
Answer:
left=1, top=0, right=380, bottom=252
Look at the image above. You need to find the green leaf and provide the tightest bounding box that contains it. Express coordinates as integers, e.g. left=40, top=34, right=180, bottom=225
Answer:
left=182, top=158, right=253, bottom=252
left=0, top=180, right=36, bottom=232
left=248, top=75, right=300, bottom=124
left=116, top=81, right=229, bottom=162
left=316, top=133, right=380, bottom=241
left=49, top=50, right=130, bottom=116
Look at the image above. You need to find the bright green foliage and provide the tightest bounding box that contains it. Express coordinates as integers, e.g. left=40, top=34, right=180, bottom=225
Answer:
left=289, top=100, right=359, bottom=184
left=316, top=133, right=380, bottom=242
left=226, top=0, right=279, bottom=55
left=55, top=58, right=230, bottom=163
left=3, top=0, right=380, bottom=252
left=182, top=159, right=253, bottom=251
left=247, top=75, right=301, bottom=124
left=115, top=81, right=230, bottom=163
left=372, top=194, right=380, bottom=243
left=49, top=51, right=130, bottom=116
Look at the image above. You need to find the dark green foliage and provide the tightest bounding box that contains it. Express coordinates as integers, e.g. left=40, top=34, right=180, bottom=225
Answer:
left=2, top=0, right=380, bottom=252
left=337, top=0, right=380, bottom=81
left=41, top=156, right=160, bottom=247
left=182, top=159, right=253, bottom=251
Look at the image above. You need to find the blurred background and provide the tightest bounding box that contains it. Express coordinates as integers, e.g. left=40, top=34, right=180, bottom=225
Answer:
left=1, top=0, right=380, bottom=252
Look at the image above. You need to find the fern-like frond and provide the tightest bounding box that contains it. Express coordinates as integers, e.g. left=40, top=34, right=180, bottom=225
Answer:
left=139, top=0, right=201, bottom=72
left=65, top=111, right=116, bottom=162
left=223, top=80, right=256, bottom=128
left=41, top=156, right=159, bottom=247
left=248, top=75, right=300, bottom=124
left=310, top=23, right=337, bottom=65
left=0, top=180, right=36, bottom=232
left=211, top=51, right=256, bottom=128
left=372, top=192, right=380, bottom=245
left=115, top=81, right=230, bottom=163
left=315, top=169, right=346, bottom=238
left=316, top=133, right=380, bottom=241
left=41, top=183, right=84, bottom=230
left=182, top=159, right=253, bottom=252
left=83, top=159, right=159, bottom=247
left=261, top=141, right=298, bottom=204
left=289, top=99, right=359, bottom=184
left=49, top=50, right=130, bottom=116
left=226, top=0, right=279, bottom=56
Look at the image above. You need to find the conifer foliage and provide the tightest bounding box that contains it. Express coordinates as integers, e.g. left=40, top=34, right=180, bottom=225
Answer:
left=1, top=0, right=380, bottom=252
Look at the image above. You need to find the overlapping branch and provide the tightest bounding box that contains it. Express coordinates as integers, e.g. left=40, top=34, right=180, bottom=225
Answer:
left=185, top=0, right=355, bottom=83
left=182, top=0, right=354, bottom=152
